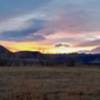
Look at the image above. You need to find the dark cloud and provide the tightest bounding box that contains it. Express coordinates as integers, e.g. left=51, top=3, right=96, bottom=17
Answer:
left=55, top=43, right=70, bottom=47
left=0, top=18, right=46, bottom=41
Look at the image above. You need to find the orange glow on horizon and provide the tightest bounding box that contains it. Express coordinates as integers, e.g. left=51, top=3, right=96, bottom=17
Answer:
left=0, top=41, right=96, bottom=54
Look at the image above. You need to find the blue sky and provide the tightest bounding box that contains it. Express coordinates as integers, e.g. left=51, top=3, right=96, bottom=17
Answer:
left=0, top=0, right=100, bottom=53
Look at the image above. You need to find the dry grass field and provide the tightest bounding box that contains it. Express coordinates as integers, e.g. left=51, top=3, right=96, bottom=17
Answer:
left=0, top=66, right=100, bottom=100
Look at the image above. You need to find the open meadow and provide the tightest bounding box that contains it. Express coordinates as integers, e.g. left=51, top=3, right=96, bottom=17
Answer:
left=0, top=66, right=100, bottom=100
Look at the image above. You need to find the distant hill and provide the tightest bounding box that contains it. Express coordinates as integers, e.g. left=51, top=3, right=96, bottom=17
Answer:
left=15, top=51, right=42, bottom=59
left=0, top=45, right=11, bottom=54
left=0, top=45, right=14, bottom=59
left=0, top=45, right=100, bottom=66
left=0, top=45, right=15, bottom=65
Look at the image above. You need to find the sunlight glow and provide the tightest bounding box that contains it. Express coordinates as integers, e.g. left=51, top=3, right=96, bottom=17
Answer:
left=0, top=41, right=96, bottom=54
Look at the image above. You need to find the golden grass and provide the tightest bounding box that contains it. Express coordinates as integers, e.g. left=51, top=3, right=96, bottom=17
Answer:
left=0, top=66, right=100, bottom=100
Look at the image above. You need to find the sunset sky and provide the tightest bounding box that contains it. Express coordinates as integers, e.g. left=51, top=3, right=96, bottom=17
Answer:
left=0, top=0, right=100, bottom=54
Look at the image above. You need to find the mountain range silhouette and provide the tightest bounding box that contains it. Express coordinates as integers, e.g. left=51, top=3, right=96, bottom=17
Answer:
left=0, top=45, right=100, bottom=66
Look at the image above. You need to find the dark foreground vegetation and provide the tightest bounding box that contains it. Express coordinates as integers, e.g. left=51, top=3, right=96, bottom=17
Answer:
left=0, top=67, right=100, bottom=100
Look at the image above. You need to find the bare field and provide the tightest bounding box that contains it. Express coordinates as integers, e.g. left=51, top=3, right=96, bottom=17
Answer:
left=0, top=66, right=100, bottom=100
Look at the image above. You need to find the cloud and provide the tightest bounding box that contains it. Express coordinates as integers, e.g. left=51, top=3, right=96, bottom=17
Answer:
left=76, top=39, right=100, bottom=47
left=1, top=0, right=100, bottom=34
left=0, top=0, right=50, bottom=20
left=0, top=18, right=47, bottom=41
left=37, top=0, right=100, bottom=34
left=0, top=0, right=100, bottom=48
left=0, top=12, right=48, bottom=33
left=55, top=43, right=70, bottom=47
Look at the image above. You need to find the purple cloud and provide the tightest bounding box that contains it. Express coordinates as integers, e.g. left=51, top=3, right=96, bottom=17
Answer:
left=76, top=39, right=100, bottom=47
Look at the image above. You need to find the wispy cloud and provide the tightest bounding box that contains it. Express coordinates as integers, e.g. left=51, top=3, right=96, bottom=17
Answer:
left=76, top=39, right=100, bottom=47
